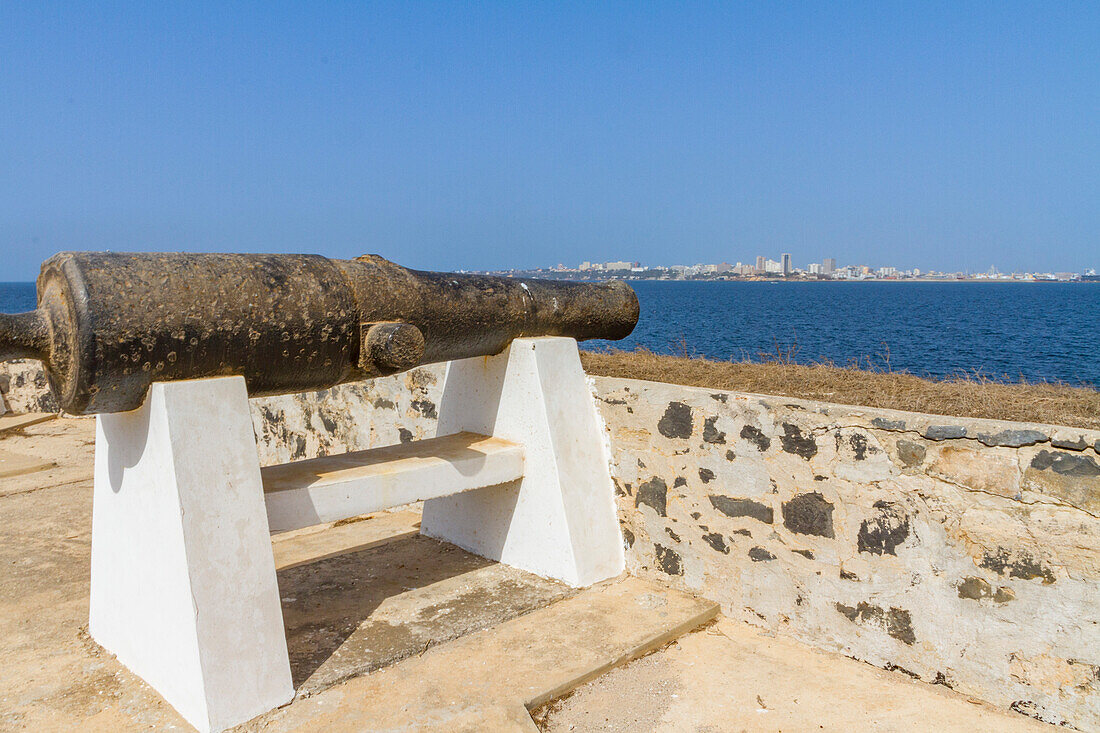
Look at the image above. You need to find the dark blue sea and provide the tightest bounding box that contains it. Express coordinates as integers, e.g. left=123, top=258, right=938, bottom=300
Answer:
left=0, top=283, right=37, bottom=318
left=591, top=281, right=1100, bottom=386
left=3, top=280, right=1098, bottom=386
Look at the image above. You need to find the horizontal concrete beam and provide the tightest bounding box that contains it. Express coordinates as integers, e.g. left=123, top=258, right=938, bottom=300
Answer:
left=262, top=431, right=525, bottom=533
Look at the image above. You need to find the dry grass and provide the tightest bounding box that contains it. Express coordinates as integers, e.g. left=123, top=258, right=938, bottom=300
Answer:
left=580, top=348, right=1100, bottom=431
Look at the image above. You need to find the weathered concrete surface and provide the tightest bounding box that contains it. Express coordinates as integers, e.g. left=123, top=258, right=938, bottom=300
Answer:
left=275, top=512, right=575, bottom=695
left=0, top=412, right=56, bottom=433
left=598, top=378, right=1100, bottom=729
left=536, top=616, right=1048, bottom=732
left=237, top=577, right=720, bottom=732
left=0, top=448, right=54, bottom=478
left=0, top=416, right=94, bottom=497
left=271, top=509, right=422, bottom=570
left=0, top=474, right=178, bottom=731
left=0, top=420, right=578, bottom=730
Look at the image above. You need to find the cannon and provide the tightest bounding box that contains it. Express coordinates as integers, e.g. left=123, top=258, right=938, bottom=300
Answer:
left=0, top=252, right=638, bottom=414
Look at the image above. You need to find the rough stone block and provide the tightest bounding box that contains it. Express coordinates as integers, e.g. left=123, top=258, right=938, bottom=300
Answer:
left=926, top=444, right=1021, bottom=498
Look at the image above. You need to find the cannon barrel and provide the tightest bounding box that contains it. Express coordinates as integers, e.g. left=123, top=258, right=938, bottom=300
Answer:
left=0, top=252, right=639, bottom=414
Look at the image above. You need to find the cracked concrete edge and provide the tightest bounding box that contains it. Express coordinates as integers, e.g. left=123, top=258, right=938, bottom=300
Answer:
left=486, top=705, right=545, bottom=733
left=523, top=596, right=721, bottom=711
left=440, top=704, right=543, bottom=733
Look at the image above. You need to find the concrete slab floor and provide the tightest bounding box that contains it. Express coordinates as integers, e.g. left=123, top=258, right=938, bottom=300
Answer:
left=0, top=448, right=55, bottom=479
left=0, top=416, right=94, bottom=497
left=0, top=482, right=586, bottom=728
left=238, top=576, right=721, bottom=732
left=0, top=420, right=582, bottom=729
left=274, top=511, right=576, bottom=695
left=0, top=412, right=57, bottom=434
left=533, top=616, right=1050, bottom=732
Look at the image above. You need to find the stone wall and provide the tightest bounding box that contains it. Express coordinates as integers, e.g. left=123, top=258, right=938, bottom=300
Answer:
left=0, top=360, right=59, bottom=414
left=249, top=365, right=445, bottom=466
left=0, top=360, right=446, bottom=466
left=3, top=359, right=1097, bottom=727
left=597, top=377, right=1099, bottom=730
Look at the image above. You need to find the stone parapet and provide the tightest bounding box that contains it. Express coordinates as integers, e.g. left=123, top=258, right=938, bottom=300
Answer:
left=596, top=377, right=1099, bottom=730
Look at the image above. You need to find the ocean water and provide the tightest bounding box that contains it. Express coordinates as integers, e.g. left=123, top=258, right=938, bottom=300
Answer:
left=589, top=281, right=1100, bottom=386
left=0, top=283, right=36, bottom=317
left=3, top=280, right=1098, bottom=386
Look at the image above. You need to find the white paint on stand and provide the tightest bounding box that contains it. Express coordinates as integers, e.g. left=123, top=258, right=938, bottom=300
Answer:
left=262, top=431, right=525, bottom=533
left=89, top=377, right=293, bottom=733
left=421, top=337, right=625, bottom=587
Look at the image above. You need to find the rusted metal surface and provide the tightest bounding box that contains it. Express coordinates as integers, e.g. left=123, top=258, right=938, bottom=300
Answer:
left=0, top=252, right=638, bottom=414
left=361, top=322, right=425, bottom=373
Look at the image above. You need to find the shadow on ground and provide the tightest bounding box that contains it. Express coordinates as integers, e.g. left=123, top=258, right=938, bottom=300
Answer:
left=278, top=528, right=574, bottom=694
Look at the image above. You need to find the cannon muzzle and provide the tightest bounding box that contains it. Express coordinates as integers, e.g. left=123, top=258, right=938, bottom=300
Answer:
left=1, top=252, right=638, bottom=414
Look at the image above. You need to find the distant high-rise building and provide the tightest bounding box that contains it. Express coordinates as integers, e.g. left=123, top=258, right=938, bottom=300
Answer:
left=808, top=263, right=823, bottom=275
left=755, top=255, right=766, bottom=273
left=781, top=253, right=792, bottom=276
left=823, top=258, right=836, bottom=275
left=765, top=258, right=782, bottom=274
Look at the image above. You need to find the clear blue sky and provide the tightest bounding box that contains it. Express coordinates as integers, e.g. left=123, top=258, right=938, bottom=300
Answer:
left=2, top=2, right=1098, bottom=280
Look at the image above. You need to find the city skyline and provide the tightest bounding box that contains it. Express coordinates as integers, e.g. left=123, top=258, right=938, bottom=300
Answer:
left=486, top=254, right=1097, bottom=282
left=6, top=252, right=1095, bottom=284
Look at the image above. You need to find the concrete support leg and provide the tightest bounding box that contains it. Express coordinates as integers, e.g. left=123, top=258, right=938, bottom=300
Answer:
left=421, top=337, right=625, bottom=587
left=89, top=377, right=293, bottom=733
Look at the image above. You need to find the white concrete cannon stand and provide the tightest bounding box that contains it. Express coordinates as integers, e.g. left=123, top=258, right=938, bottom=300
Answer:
left=422, top=336, right=625, bottom=586
left=89, top=376, right=293, bottom=732
left=88, top=337, right=624, bottom=732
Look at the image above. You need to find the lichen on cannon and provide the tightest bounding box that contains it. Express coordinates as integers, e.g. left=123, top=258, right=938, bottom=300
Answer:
left=0, top=252, right=639, bottom=414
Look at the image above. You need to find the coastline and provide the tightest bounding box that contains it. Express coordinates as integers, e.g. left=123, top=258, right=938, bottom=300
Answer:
left=489, top=276, right=1100, bottom=284
left=5, top=278, right=1098, bottom=288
